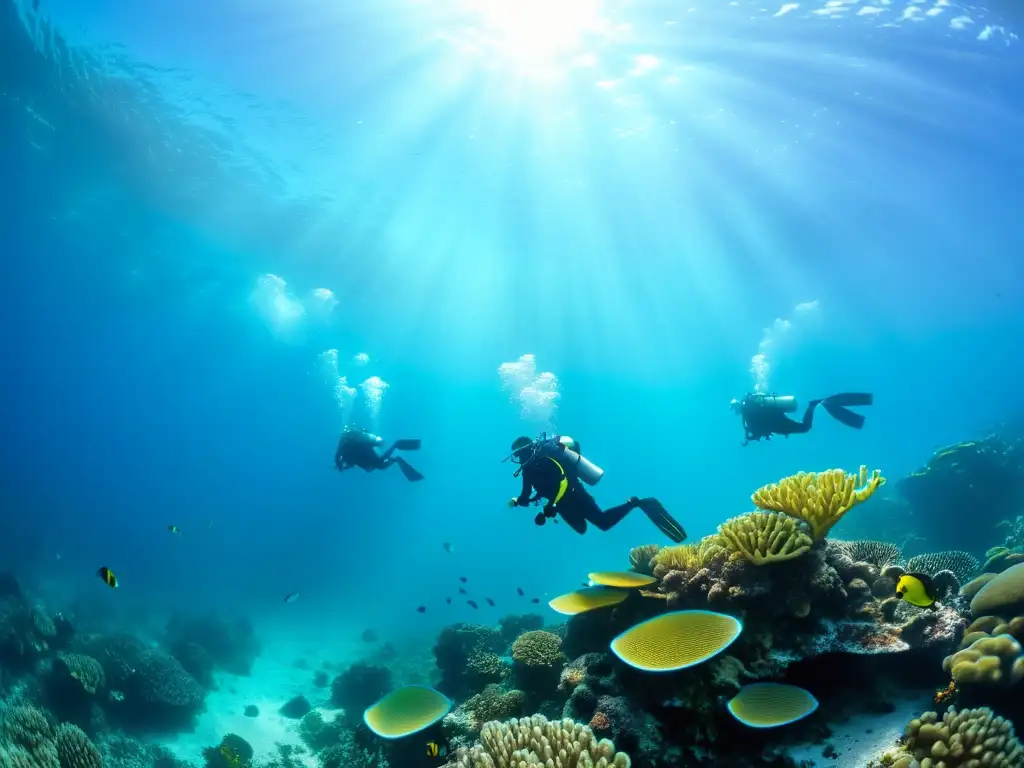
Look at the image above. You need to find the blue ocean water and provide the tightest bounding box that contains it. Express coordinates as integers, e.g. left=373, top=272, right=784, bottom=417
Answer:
left=2, top=0, right=1023, bottom=764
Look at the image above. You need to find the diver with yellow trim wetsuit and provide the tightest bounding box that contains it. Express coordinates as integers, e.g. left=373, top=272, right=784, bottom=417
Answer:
left=505, top=435, right=686, bottom=543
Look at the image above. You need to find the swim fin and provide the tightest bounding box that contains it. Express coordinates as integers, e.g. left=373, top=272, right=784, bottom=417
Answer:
left=636, top=498, right=687, bottom=544
left=822, top=393, right=873, bottom=408
left=393, top=438, right=422, bottom=451
left=821, top=393, right=872, bottom=430
left=395, top=457, right=425, bottom=482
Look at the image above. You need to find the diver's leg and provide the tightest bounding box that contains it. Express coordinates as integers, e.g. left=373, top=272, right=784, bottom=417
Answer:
left=823, top=393, right=873, bottom=408
left=554, top=494, right=589, bottom=535
left=788, top=401, right=820, bottom=434
left=380, top=443, right=398, bottom=460
left=580, top=489, right=639, bottom=532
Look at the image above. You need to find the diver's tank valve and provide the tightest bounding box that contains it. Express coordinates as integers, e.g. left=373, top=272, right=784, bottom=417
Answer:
left=755, top=394, right=797, bottom=414
left=553, top=435, right=604, bottom=486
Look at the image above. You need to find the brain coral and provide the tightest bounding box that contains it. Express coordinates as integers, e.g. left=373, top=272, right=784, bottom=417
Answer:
left=449, top=715, right=631, bottom=768
left=971, top=562, right=1024, bottom=616
left=511, top=631, right=564, bottom=668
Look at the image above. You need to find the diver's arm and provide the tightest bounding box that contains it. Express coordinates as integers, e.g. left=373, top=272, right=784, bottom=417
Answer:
left=516, top=475, right=534, bottom=506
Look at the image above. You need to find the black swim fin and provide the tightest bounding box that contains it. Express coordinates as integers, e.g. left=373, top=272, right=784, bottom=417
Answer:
left=636, top=498, right=687, bottom=544
left=395, top=457, right=425, bottom=482
left=393, top=438, right=421, bottom=451
left=820, top=393, right=871, bottom=430
left=822, top=392, right=873, bottom=408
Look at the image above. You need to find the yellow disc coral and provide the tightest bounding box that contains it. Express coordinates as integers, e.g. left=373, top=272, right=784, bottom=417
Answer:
left=942, top=634, right=1024, bottom=687
left=717, top=512, right=812, bottom=565
left=511, top=630, right=564, bottom=668
left=752, top=465, right=886, bottom=542
left=362, top=686, right=452, bottom=739
left=651, top=537, right=726, bottom=578
left=448, top=715, right=631, bottom=768
left=588, top=572, right=656, bottom=589
left=726, top=683, right=819, bottom=728
left=610, top=610, right=742, bottom=672
left=548, top=586, right=630, bottom=616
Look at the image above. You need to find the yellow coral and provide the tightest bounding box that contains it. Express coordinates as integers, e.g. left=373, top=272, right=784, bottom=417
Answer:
left=752, top=465, right=885, bottom=542
left=449, top=715, right=631, bottom=768
left=942, top=634, right=1024, bottom=687
left=651, top=537, right=726, bottom=578
left=717, top=512, right=812, bottom=565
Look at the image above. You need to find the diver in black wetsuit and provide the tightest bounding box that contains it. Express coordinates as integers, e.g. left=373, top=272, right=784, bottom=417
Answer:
left=334, top=427, right=424, bottom=481
left=505, top=435, right=686, bottom=543
left=731, top=392, right=873, bottom=446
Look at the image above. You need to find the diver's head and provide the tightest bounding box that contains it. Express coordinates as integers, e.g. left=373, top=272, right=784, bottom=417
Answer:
left=510, top=436, right=534, bottom=464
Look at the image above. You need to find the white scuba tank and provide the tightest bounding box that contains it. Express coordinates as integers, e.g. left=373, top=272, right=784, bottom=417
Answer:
left=552, top=435, right=604, bottom=486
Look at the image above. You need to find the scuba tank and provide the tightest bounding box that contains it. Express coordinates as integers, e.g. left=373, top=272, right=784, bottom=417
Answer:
left=751, top=394, right=797, bottom=414
left=343, top=427, right=383, bottom=446
left=548, top=435, right=604, bottom=486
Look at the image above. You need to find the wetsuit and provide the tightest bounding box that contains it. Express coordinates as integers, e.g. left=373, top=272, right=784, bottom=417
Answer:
left=740, top=393, right=873, bottom=446
left=334, top=434, right=396, bottom=472
left=514, top=455, right=640, bottom=535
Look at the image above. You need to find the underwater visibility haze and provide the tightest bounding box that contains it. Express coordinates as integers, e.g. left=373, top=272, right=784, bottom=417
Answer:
left=2, top=0, right=1024, bottom=765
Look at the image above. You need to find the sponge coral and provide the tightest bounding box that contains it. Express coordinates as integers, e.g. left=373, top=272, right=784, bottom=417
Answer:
left=942, top=634, right=1024, bottom=687
left=752, top=465, right=885, bottom=542
left=892, top=706, right=1024, bottom=767
left=511, top=631, right=564, bottom=669
left=716, top=512, right=812, bottom=565
left=449, top=715, right=631, bottom=768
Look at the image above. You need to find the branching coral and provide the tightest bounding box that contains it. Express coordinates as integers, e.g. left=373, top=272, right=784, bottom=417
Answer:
left=752, top=465, right=885, bottom=542
left=448, top=715, right=631, bottom=768
left=716, top=512, right=812, bottom=565
left=906, top=551, right=979, bottom=584
left=942, top=634, right=1024, bottom=687
left=628, top=545, right=660, bottom=576
left=651, top=538, right=726, bottom=578
left=880, top=706, right=1024, bottom=767
left=466, top=651, right=507, bottom=685
left=511, top=631, right=564, bottom=668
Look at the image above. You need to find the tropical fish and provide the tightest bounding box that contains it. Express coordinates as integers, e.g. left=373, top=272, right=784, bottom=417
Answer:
left=417, top=605, right=427, bottom=613
left=458, top=587, right=468, bottom=595
left=467, top=600, right=478, bottom=609
left=167, top=525, right=180, bottom=534
left=97, top=567, right=117, bottom=588
left=485, top=597, right=495, bottom=607
left=445, top=597, right=452, bottom=604
left=459, top=576, right=468, bottom=583
left=517, top=587, right=524, bottom=596
left=284, top=592, right=300, bottom=604
left=530, top=597, right=540, bottom=604
left=426, top=740, right=449, bottom=758
left=442, top=542, right=453, bottom=554
left=895, top=573, right=938, bottom=609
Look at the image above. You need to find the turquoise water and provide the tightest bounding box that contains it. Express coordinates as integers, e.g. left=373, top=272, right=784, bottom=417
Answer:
left=2, top=0, right=1023, bottom=766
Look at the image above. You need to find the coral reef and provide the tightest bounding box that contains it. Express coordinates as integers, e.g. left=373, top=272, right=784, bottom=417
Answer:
left=446, top=715, right=631, bottom=768
left=942, top=634, right=1024, bottom=686
left=870, top=705, right=1024, bottom=767
left=435, top=624, right=508, bottom=699
left=970, top=562, right=1024, bottom=616
left=511, top=630, right=565, bottom=705
left=897, top=436, right=1024, bottom=555
left=330, top=662, right=392, bottom=723
left=628, top=546, right=661, bottom=576
left=838, top=540, right=904, bottom=568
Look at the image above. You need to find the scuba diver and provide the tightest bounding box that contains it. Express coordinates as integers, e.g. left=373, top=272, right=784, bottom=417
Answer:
left=730, top=392, right=874, bottom=446
left=334, top=426, right=424, bottom=481
left=505, top=434, right=686, bottom=543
